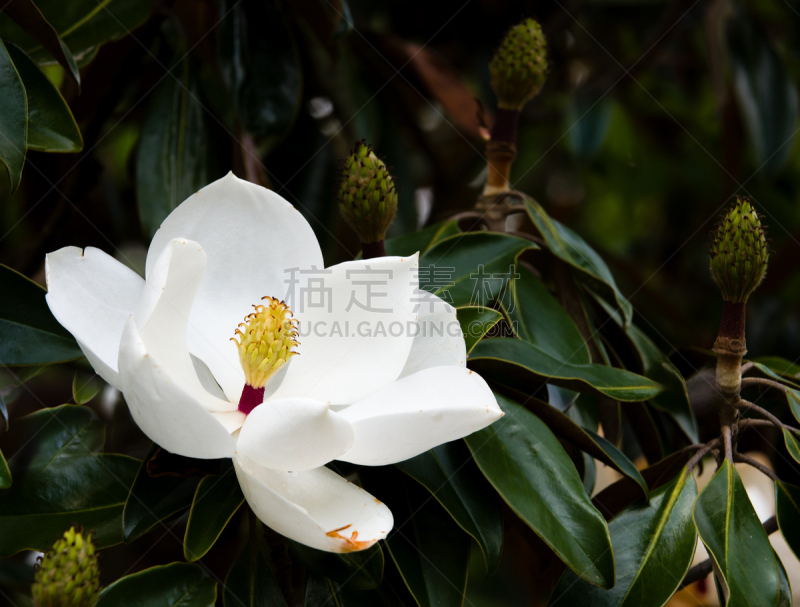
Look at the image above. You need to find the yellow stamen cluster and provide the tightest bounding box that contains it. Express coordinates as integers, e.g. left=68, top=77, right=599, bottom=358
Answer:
left=231, top=297, right=299, bottom=388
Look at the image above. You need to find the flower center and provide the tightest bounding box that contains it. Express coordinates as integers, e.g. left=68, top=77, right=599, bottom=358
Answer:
left=232, top=297, right=299, bottom=413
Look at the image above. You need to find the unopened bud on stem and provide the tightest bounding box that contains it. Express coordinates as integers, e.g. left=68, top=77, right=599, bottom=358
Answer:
left=337, top=141, right=397, bottom=256
left=489, top=18, right=548, bottom=112
left=32, top=527, right=101, bottom=607
left=709, top=196, right=769, bottom=304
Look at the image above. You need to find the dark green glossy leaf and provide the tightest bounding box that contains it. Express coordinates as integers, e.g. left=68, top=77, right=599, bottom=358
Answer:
left=123, top=443, right=202, bottom=542
left=384, top=220, right=460, bottom=257
left=506, top=394, right=647, bottom=500
left=456, top=306, right=502, bottom=354
left=219, top=0, right=302, bottom=137
left=470, top=338, right=662, bottom=402
left=0, top=449, right=10, bottom=489
left=418, top=232, right=535, bottom=308
left=524, top=197, right=632, bottom=323
left=223, top=527, right=287, bottom=607
left=0, top=264, right=82, bottom=365
left=566, top=93, right=613, bottom=159
left=0, top=405, right=138, bottom=554
left=72, top=373, right=101, bottom=405
left=464, top=394, right=614, bottom=588
left=383, top=475, right=470, bottom=607
left=184, top=464, right=244, bottom=561
left=727, top=11, right=799, bottom=174
left=0, top=0, right=79, bottom=84
left=753, top=356, right=800, bottom=380
left=6, top=42, right=81, bottom=152
left=394, top=440, right=503, bottom=574
left=508, top=266, right=590, bottom=364
left=290, top=539, right=384, bottom=591
left=625, top=325, right=697, bottom=442
left=775, top=481, right=800, bottom=562
left=783, top=428, right=800, bottom=465
left=136, top=58, right=214, bottom=239
left=776, top=550, right=791, bottom=605
left=785, top=388, right=800, bottom=425
left=96, top=562, right=217, bottom=607
left=303, top=571, right=410, bottom=607
left=693, top=460, right=781, bottom=606
left=552, top=469, right=696, bottom=606
left=0, top=40, right=27, bottom=193
left=0, top=0, right=152, bottom=67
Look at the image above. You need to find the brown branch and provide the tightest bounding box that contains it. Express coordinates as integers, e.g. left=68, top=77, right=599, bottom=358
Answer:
left=680, top=516, right=778, bottom=589
left=734, top=453, right=779, bottom=482
left=736, top=399, right=785, bottom=431
left=686, top=438, right=721, bottom=475
left=723, top=424, right=733, bottom=463
left=740, top=377, right=791, bottom=394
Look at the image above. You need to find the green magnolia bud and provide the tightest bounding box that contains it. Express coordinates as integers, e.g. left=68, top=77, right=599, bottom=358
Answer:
left=32, top=527, right=101, bottom=607
left=709, top=197, right=769, bottom=303
left=489, top=18, right=548, bottom=110
left=337, top=141, right=398, bottom=244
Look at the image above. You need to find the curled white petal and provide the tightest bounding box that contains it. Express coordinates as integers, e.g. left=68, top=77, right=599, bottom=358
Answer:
left=45, top=246, right=145, bottom=389
left=118, top=239, right=242, bottom=458
left=235, top=454, right=393, bottom=553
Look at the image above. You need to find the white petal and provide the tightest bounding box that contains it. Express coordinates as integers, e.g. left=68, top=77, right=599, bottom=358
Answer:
left=235, top=454, right=392, bottom=553
left=146, top=173, right=324, bottom=402
left=45, top=246, right=144, bottom=389
left=118, top=239, right=242, bottom=458
left=397, top=291, right=465, bottom=379
left=269, top=255, right=419, bottom=404
left=236, top=398, right=354, bottom=471
left=338, top=366, right=503, bottom=466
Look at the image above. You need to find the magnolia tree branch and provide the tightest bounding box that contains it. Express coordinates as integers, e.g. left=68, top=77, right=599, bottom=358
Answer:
left=733, top=453, right=779, bottom=481
left=736, top=399, right=786, bottom=431
left=679, top=516, right=778, bottom=589
left=740, top=377, right=791, bottom=394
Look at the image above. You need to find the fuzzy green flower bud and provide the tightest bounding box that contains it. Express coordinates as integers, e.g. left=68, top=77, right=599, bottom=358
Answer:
left=337, top=141, right=398, bottom=244
left=489, top=18, right=548, bottom=110
left=709, top=197, right=769, bottom=303
left=32, top=527, right=101, bottom=607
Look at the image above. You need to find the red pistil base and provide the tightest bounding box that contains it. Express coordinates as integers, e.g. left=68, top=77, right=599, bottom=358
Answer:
left=238, top=384, right=265, bottom=415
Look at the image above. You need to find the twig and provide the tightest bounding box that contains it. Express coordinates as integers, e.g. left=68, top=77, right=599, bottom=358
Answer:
left=733, top=453, right=779, bottom=481
left=723, top=425, right=733, bottom=463
left=686, top=438, right=721, bottom=475
left=680, top=516, right=778, bottom=589
left=739, top=361, right=754, bottom=375
left=741, top=377, right=791, bottom=394
left=736, top=399, right=786, bottom=431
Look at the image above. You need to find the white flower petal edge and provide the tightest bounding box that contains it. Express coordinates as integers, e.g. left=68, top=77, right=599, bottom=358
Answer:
left=147, top=173, right=324, bottom=403
left=236, top=397, right=355, bottom=472
left=397, top=291, right=465, bottom=379
left=45, top=246, right=145, bottom=390
left=118, top=238, right=243, bottom=459
left=271, top=254, right=419, bottom=404
left=235, top=454, right=393, bottom=553
left=337, top=366, right=502, bottom=466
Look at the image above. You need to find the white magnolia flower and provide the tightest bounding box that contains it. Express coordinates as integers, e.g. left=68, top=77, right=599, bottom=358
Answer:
left=45, top=173, right=502, bottom=553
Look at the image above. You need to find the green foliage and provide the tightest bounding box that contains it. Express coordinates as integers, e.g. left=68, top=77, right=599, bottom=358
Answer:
left=0, top=406, right=138, bottom=555
left=0, top=264, right=82, bottom=365
left=95, top=563, right=217, bottom=607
